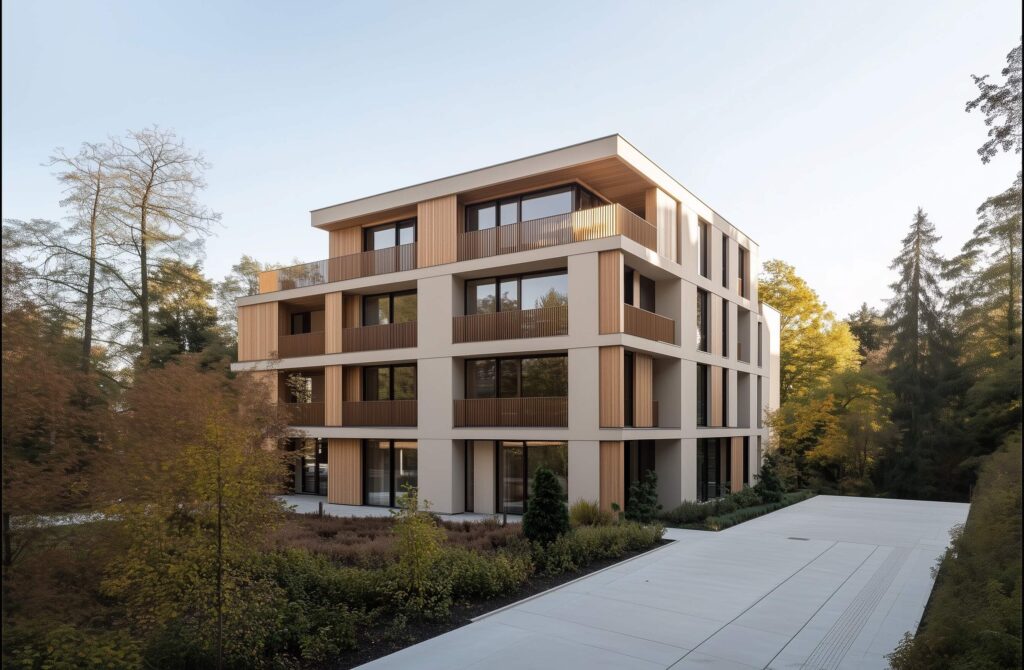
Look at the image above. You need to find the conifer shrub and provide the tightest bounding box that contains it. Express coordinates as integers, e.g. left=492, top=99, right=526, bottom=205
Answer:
left=522, top=467, right=569, bottom=544
left=624, top=471, right=662, bottom=523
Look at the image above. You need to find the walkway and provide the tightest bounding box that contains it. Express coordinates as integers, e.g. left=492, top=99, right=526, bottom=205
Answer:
left=279, top=495, right=521, bottom=523
left=357, top=495, right=968, bottom=670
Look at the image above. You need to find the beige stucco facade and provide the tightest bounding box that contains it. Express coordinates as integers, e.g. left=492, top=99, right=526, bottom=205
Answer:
left=233, top=135, right=780, bottom=514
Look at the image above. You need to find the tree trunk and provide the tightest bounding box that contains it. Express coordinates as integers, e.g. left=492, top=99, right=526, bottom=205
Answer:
left=139, top=203, right=150, bottom=352
left=81, top=169, right=102, bottom=370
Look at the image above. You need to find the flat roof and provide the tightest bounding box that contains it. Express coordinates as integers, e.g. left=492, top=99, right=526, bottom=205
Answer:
left=310, top=134, right=753, bottom=244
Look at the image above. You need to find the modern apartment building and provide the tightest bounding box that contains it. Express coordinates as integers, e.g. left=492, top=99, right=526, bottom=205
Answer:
left=232, top=135, right=780, bottom=515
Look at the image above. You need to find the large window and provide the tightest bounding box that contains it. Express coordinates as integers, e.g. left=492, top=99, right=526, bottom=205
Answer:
left=465, top=270, right=567, bottom=315
left=624, top=268, right=656, bottom=311
left=363, top=291, right=417, bottom=326
left=624, top=440, right=655, bottom=507
left=697, top=289, right=709, bottom=352
left=363, top=365, right=416, bottom=401
left=696, top=364, right=708, bottom=427
left=499, top=441, right=567, bottom=515
left=699, top=220, right=710, bottom=279
left=465, top=355, right=567, bottom=399
left=364, top=218, right=415, bottom=251
left=290, top=311, right=312, bottom=335
left=364, top=440, right=418, bottom=507
left=465, top=184, right=600, bottom=232
left=738, top=247, right=748, bottom=298
left=721, top=233, right=729, bottom=288
left=288, top=438, right=327, bottom=496
left=697, top=438, right=727, bottom=501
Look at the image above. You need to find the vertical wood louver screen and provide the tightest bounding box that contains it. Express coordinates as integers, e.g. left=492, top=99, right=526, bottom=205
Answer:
left=324, top=365, right=343, bottom=426
left=327, top=438, right=361, bottom=504
left=417, top=195, right=458, bottom=267
left=599, top=346, right=624, bottom=427
left=633, top=354, right=654, bottom=427
left=325, top=292, right=343, bottom=353
left=238, top=302, right=279, bottom=361
left=710, top=366, right=724, bottom=427
left=598, top=250, right=624, bottom=334
left=329, top=227, right=361, bottom=258
left=645, top=187, right=678, bottom=263
left=600, top=441, right=624, bottom=512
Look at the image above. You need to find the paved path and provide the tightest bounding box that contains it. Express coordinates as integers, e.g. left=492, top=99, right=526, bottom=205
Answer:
left=279, top=495, right=521, bottom=523
left=357, top=495, right=968, bottom=670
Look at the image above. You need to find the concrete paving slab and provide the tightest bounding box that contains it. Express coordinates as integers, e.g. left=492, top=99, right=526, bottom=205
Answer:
left=356, top=495, right=968, bottom=670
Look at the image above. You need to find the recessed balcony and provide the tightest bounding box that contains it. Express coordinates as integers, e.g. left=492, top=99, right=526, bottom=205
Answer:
left=280, top=402, right=325, bottom=427
left=452, top=305, right=569, bottom=343
left=454, top=397, right=568, bottom=428
left=623, top=304, right=676, bottom=344
left=342, top=400, right=417, bottom=427
left=278, top=331, right=326, bottom=358
left=342, top=321, right=417, bottom=352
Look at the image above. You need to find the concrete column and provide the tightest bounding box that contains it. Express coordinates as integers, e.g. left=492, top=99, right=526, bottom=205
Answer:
left=418, top=439, right=462, bottom=514
left=417, top=274, right=452, bottom=359
left=569, top=347, right=600, bottom=434
left=568, top=252, right=598, bottom=341
left=568, top=440, right=600, bottom=504
left=473, top=441, right=496, bottom=514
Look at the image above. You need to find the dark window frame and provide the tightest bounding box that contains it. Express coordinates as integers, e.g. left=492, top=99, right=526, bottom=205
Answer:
left=497, top=440, right=568, bottom=515
left=738, top=246, right=748, bottom=298
left=464, top=269, right=568, bottom=315
left=361, top=364, right=417, bottom=401
left=290, top=311, right=312, bottom=335
left=696, top=363, right=709, bottom=427
left=722, top=302, right=729, bottom=359
left=721, top=233, right=729, bottom=288
left=363, top=217, right=416, bottom=252
left=699, top=220, right=711, bottom=279
left=624, top=351, right=635, bottom=427
left=464, top=353, right=568, bottom=399
left=362, top=290, right=417, bottom=326
left=463, top=183, right=602, bottom=233
left=362, top=439, right=418, bottom=508
left=697, top=289, right=709, bottom=352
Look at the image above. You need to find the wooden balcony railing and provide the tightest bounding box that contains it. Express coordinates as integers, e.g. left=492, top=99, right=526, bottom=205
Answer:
left=452, top=305, right=569, bottom=344
left=278, top=331, right=325, bottom=358
left=453, top=397, right=568, bottom=427
left=342, top=400, right=417, bottom=426
left=280, top=402, right=325, bottom=426
left=342, top=321, right=417, bottom=352
left=259, top=243, right=418, bottom=292
left=457, top=204, right=657, bottom=262
left=623, top=304, right=676, bottom=344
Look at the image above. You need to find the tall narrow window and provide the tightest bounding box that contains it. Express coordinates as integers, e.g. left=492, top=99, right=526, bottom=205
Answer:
left=722, top=302, right=729, bottom=359
left=721, top=233, right=729, bottom=288
left=697, top=289, right=709, bottom=352
left=623, top=268, right=635, bottom=306
left=696, top=364, right=708, bottom=427
left=757, top=322, right=763, bottom=367
left=737, top=247, right=747, bottom=298
left=638, top=275, right=656, bottom=312
left=699, top=221, right=710, bottom=278
left=742, top=437, right=750, bottom=485
left=624, top=352, right=635, bottom=427
left=722, top=371, right=729, bottom=427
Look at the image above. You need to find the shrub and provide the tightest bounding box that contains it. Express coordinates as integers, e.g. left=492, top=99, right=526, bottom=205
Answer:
left=388, top=488, right=452, bottom=619
left=6, top=624, right=143, bottom=670
left=730, top=486, right=763, bottom=508
left=569, top=499, right=613, bottom=527
left=533, top=522, right=665, bottom=575
left=522, top=467, right=569, bottom=544
left=624, top=471, right=662, bottom=523
left=443, top=547, right=533, bottom=601
left=754, top=451, right=785, bottom=503
left=704, top=491, right=814, bottom=530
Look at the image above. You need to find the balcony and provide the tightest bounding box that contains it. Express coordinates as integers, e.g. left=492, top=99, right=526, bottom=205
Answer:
left=457, top=203, right=656, bottom=261
left=278, top=331, right=326, bottom=358
left=453, top=397, right=568, bottom=428
left=342, top=322, right=417, bottom=352
left=452, top=305, right=568, bottom=344
left=260, top=243, right=418, bottom=292
left=280, top=402, right=324, bottom=427
left=628, top=401, right=660, bottom=428
left=623, top=304, right=676, bottom=344
left=342, top=400, right=417, bottom=427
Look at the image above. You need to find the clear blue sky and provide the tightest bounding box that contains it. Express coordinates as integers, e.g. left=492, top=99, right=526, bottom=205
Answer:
left=3, top=0, right=1020, bottom=316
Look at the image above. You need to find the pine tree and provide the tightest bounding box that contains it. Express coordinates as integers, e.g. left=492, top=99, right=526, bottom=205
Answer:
left=883, top=208, right=952, bottom=498
left=522, top=467, right=569, bottom=544
left=624, top=471, right=661, bottom=523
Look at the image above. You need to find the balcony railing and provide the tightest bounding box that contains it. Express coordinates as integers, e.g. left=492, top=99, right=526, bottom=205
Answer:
left=453, top=397, right=568, bottom=427
left=280, top=402, right=325, bottom=427
left=457, top=203, right=657, bottom=262
left=260, top=243, right=418, bottom=292
left=278, top=331, right=326, bottom=358
left=342, top=321, right=417, bottom=352
left=623, top=304, right=676, bottom=344
left=452, top=305, right=569, bottom=344
left=342, top=400, right=417, bottom=426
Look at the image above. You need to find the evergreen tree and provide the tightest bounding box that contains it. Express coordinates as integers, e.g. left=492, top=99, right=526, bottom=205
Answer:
left=754, top=452, right=785, bottom=503
left=846, top=303, right=889, bottom=368
left=522, top=467, right=569, bottom=544
left=883, top=208, right=952, bottom=498
left=624, top=471, right=661, bottom=523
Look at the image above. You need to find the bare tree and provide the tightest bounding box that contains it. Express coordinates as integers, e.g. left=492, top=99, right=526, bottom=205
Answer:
left=108, top=127, right=220, bottom=357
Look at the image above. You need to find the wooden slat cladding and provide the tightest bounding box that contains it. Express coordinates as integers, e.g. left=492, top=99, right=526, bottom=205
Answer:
left=324, top=366, right=342, bottom=426
left=457, top=204, right=657, bottom=262
left=710, top=366, right=724, bottom=428
left=280, top=402, right=325, bottom=427
left=342, top=366, right=361, bottom=402
left=633, top=354, right=655, bottom=428
left=342, top=400, right=417, bottom=426
left=452, top=306, right=568, bottom=343
left=645, top=187, right=678, bottom=263
left=710, top=295, right=723, bottom=356
left=598, top=250, right=623, bottom=334
left=325, top=292, right=343, bottom=353
left=417, top=195, right=458, bottom=268
left=327, top=438, right=361, bottom=505
left=238, top=302, right=279, bottom=361
left=731, top=437, right=745, bottom=493
left=599, top=346, right=624, bottom=428
left=623, top=304, right=676, bottom=344
left=453, top=398, right=568, bottom=427
left=258, top=271, right=277, bottom=294
left=599, top=441, right=624, bottom=512
left=277, top=332, right=325, bottom=358
left=329, top=227, right=361, bottom=258
left=342, top=321, right=417, bottom=352
left=342, top=295, right=360, bottom=329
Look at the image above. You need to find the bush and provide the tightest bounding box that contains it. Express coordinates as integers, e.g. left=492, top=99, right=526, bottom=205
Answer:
left=522, top=467, right=569, bottom=544
left=443, top=547, right=533, bottom=601
left=5, top=624, right=143, bottom=670
left=624, top=471, right=662, bottom=523
left=754, top=451, right=785, bottom=503
left=730, top=486, right=763, bottom=508
left=704, top=491, right=814, bottom=530
left=388, top=488, right=452, bottom=619
left=533, top=522, right=665, bottom=576
left=569, top=499, right=613, bottom=527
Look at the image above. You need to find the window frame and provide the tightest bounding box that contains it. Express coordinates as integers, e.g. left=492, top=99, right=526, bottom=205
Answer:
left=362, top=289, right=417, bottom=326
left=464, top=353, right=568, bottom=399
left=463, top=269, right=568, bottom=316
left=362, top=364, right=417, bottom=401
left=463, top=183, right=603, bottom=233
left=363, top=217, right=417, bottom=252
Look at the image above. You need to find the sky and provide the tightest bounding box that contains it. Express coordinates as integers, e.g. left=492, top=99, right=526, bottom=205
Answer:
left=3, top=0, right=1020, bottom=317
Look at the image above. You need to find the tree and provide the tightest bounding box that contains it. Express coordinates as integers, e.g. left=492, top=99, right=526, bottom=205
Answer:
left=846, top=303, right=888, bottom=369
left=215, top=255, right=278, bottom=342
left=149, top=259, right=223, bottom=366
left=759, top=260, right=860, bottom=402
left=754, top=451, right=785, bottom=503
left=965, top=39, right=1022, bottom=164
left=624, top=471, right=661, bottom=523
left=108, top=127, right=219, bottom=357
left=522, top=466, right=569, bottom=544
left=883, top=208, right=952, bottom=499
left=101, top=361, right=286, bottom=667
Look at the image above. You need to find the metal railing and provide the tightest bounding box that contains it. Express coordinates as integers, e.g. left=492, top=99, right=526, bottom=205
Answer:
left=277, top=331, right=326, bottom=358
left=342, top=399, right=417, bottom=426
left=452, top=305, right=569, bottom=343
left=280, top=402, right=325, bottom=426
left=453, top=397, right=568, bottom=427
left=261, top=243, right=418, bottom=292
left=342, top=321, right=417, bottom=352
left=457, top=203, right=657, bottom=261
left=623, top=304, right=676, bottom=344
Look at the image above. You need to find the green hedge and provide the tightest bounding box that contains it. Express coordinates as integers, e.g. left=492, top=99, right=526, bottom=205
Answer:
left=704, top=491, right=814, bottom=530
left=660, top=490, right=814, bottom=529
